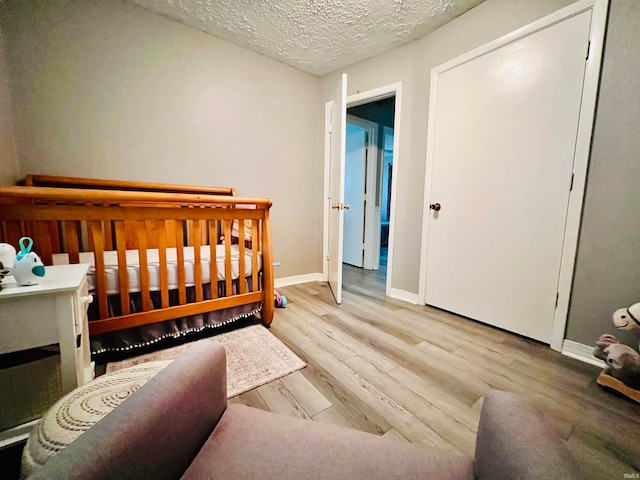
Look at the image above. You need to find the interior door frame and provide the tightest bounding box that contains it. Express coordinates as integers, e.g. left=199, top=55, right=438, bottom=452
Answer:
left=346, top=114, right=379, bottom=270
left=323, top=81, right=402, bottom=297
left=418, top=0, right=609, bottom=351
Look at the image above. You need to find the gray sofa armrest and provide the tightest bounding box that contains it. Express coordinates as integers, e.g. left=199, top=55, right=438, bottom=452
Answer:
left=474, top=390, right=582, bottom=480
left=29, top=339, right=227, bottom=480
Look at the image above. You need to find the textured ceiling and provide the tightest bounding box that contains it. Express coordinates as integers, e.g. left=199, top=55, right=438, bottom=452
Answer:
left=133, top=0, right=486, bottom=76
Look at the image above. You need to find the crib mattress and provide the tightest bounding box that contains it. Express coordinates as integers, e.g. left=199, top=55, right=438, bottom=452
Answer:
left=52, top=245, right=261, bottom=295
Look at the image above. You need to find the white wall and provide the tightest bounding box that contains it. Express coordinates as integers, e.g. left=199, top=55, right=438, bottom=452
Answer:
left=0, top=1, right=323, bottom=279
left=0, top=27, right=19, bottom=185
left=322, top=0, right=576, bottom=294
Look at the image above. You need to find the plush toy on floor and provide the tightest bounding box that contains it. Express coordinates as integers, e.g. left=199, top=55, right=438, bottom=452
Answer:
left=274, top=289, right=287, bottom=308
left=593, top=302, right=640, bottom=402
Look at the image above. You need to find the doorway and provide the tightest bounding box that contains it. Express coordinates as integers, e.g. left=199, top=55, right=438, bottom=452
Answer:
left=343, top=96, right=396, bottom=296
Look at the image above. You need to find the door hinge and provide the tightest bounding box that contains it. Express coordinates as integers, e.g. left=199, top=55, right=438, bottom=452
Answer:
left=569, top=173, right=574, bottom=191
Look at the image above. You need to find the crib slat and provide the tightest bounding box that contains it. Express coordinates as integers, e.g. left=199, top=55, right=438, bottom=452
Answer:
left=165, top=220, right=177, bottom=248
left=37, top=221, right=54, bottom=266
left=209, top=220, right=218, bottom=299
left=47, top=219, right=61, bottom=254
left=23, top=221, right=38, bottom=244
left=137, top=221, right=152, bottom=312
left=114, top=221, right=130, bottom=316
left=252, top=220, right=259, bottom=292
left=103, top=214, right=114, bottom=251
left=238, top=219, right=246, bottom=294
left=65, top=221, right=81, bottom=264
left=157, top=221, right=169, bottom=309
left=191, top=219, right=203, bottom=302
left=146, top=220, right=171, bottom=249
left=175, top=221, right=187, bottom=305
left=90, top=221, right=109, bottom=319
left=0, top=221, right=21, bottom=250
left=223, top=220, right=232, bottom=296
left=257, top=217, right=263, bottom=252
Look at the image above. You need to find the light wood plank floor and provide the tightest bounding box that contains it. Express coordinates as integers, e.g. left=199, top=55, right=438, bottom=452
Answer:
left=231, top=264, right=640, bottom=479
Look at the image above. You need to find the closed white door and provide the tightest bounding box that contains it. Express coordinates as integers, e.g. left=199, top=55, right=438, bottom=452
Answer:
left=328, top=74, right=347, bottom=303
left=344, top=123, right=366, bottom=267
left=425, top=11, right=592, bottom=343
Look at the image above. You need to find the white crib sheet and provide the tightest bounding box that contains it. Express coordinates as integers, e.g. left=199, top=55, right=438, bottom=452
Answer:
left=52, top=245, right=261, bottom=295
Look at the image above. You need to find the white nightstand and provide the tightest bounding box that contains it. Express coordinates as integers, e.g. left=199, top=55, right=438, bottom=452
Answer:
left=0, top=263, right=94, bottom=447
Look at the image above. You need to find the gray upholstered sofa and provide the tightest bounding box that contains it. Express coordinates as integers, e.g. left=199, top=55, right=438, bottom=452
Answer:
left=28, top=338, right=582, bottom=479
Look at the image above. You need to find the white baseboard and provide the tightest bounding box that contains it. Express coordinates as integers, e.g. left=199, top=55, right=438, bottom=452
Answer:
left=275, top=273, right=323, bottom=288
left=561, top=340, right=605, bottom=368
left=389, top=288, right=419, bottom=304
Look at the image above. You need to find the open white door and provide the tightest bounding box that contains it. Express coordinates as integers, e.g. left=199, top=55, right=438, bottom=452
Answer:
left=328, top=73, right=347, bottom=303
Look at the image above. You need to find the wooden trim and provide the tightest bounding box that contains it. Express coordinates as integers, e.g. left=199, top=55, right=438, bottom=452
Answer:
left=88, top=292, right=264, bottom=335
left=23, top=174, right=237, bottom=196
left=0, top=204, right=268, bottom=222
left=0, top=185, right=270, bottom=206
left=597, top=372, right=640, bottom=404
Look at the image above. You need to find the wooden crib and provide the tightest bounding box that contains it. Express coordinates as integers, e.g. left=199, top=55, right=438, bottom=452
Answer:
left=0, top=181, right=274, bottom=356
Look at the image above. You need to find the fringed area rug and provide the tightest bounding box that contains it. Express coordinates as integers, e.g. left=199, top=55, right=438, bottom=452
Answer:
left=106, top=324, right=306, bottom=397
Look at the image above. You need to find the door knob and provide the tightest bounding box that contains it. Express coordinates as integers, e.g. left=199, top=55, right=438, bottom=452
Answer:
left=331, top=203, right=351, bottom=210
left=429, top=203, right=441, bottom=211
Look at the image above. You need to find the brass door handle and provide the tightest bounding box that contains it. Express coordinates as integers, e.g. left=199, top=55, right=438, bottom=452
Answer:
left=429, top=203, right=441, bottom=211
left=331, top=203, right=350, bottom=210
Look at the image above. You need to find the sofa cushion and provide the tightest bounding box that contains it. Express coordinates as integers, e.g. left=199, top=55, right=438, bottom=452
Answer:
left=22, top=359, right=171, bottom=477
left=27, top=339, right=228, bottom=480
left=182, top=403, right=474, bottom=480
left=474, top=390, right=583, bottom=480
